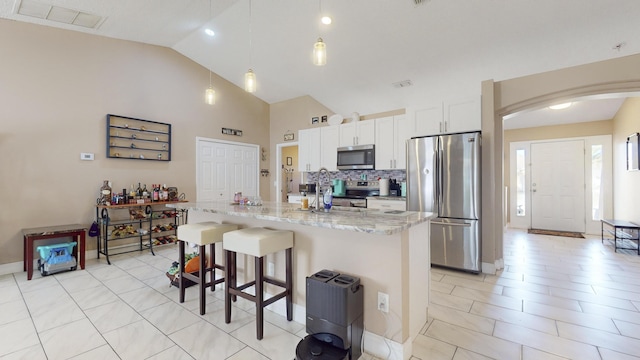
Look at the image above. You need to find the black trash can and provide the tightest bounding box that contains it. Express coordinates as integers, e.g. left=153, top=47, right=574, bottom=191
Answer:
left=296, top=334, right=349, bottom=360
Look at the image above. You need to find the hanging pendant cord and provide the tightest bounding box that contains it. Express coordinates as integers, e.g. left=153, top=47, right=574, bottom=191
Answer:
left=248, top=0, right=252, bottom=68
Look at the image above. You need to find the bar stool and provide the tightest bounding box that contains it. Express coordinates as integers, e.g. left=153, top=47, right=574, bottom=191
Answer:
left=177, top=222, right=238, bottom=315
left=223, top=227, right=293, bottom=340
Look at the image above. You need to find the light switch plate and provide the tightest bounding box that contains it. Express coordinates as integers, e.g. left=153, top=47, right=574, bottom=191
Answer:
left=80, top=153, right=94, bottom=161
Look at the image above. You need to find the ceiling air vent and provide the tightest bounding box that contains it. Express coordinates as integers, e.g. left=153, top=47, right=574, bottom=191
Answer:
left=16, top=0, right=103, bottom=29
left=392, top=80, right=413, bottom=88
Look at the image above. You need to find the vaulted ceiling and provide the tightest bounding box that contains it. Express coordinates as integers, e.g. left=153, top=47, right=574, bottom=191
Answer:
left=2, top=0, right=639, bottom=126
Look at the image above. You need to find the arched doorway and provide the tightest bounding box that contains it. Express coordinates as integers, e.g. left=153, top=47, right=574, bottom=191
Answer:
left=480, top=53, right=640, bottom=274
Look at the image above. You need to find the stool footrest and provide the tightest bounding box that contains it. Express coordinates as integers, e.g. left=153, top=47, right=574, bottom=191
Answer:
left=236, top=280, right=256, bottom=292
left=264, top=276, right=286, bottom=288
left=227, top=287, right=288, bottom=308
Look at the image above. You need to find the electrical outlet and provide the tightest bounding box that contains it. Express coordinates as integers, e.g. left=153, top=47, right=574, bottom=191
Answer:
left=377, top=291, right=389, bottom=313
left=267, top=262, right=275, bottom=276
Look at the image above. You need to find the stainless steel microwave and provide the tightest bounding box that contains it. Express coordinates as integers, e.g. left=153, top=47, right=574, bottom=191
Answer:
left=337, top=144, right=375, bottom=170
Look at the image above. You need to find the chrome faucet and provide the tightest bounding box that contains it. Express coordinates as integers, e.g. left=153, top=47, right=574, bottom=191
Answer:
left=315, top=167, right=330, bottom=210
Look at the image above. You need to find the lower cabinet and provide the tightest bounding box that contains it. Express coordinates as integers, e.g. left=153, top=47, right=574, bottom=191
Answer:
left=287, top=194, right=314, bottom=204
left=96, top=201, right=185, bottom=264
left=367, top=198, right=406, bottom=211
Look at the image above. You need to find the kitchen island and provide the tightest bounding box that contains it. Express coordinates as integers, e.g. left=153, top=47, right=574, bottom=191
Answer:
left=169, top=201, right=433, bottom=359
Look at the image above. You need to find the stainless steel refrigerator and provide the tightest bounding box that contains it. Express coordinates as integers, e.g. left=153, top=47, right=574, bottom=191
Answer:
left=407, top=131, right=481, bottom=273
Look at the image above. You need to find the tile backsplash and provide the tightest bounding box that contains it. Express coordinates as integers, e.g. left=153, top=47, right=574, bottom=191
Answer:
left=306, top=169, right=406, bottom=184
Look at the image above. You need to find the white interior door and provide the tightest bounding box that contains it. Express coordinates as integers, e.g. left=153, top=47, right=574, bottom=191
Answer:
left=531, top=140, right=585, bottom=232
left=197, top=138, right=259, bottom=202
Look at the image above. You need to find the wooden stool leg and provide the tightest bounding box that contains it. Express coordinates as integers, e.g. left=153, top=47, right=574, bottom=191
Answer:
left=256, top=256, right=264, bottom=340
left=286, top=248, right=293, bottom=321
left=224, top=249, right=232, bottom=324
left=198, top=244, right=206, bottom=315
left=231, top=252, right=237, bottom=302
left=178, top=241, right=186, bottom=303
left=210, top=243, right=216, bottom=292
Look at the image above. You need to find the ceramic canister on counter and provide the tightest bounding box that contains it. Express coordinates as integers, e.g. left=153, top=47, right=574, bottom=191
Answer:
left=379, top=178, right=390, bottom=196
left=401, top=181, right=407, bottom=197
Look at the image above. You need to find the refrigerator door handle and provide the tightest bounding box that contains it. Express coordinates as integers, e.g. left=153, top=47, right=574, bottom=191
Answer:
left=431, top=221, right=472, bottom=227
left=437, top=137, right=443, bottom=214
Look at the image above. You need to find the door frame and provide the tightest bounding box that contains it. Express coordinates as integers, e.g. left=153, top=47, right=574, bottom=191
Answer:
left=195, top=136, right=260, bottom=201
left=275, top=141, right=299, bottom=203
left=508, top=134, right=612, bottom=234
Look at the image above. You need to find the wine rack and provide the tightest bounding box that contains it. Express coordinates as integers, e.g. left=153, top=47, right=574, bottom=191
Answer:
left=95, top=201, right=186, bottom=264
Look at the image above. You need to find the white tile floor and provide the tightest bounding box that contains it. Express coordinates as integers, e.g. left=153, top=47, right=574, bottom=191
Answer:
left=418, top=228, right=640, bottom=360
left=1, top=228, right=640, bottom=359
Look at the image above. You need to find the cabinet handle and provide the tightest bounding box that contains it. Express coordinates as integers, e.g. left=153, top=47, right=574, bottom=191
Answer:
left=444, top=121, right=448, bottom=132
left=439, top=122, right=443, bottom=133
left=390, top=160, right=393, bottom=168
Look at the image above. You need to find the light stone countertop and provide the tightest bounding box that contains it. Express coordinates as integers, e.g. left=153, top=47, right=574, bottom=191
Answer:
left=168, top=201, right=433, bottom=235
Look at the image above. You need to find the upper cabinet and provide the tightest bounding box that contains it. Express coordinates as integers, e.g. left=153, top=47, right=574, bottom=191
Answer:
left=298, top=126, right=339, bottom=172
left=298, top=128, right=321, bottom=172
left=445, top=98, right=481, bottom=134
left=375, top=115, right=411, bottom=170
left=411, top=97, right=481, bottom=137
left=339, top=120, right=375, bottom=147
left=321, top=125, right=340, bottom=171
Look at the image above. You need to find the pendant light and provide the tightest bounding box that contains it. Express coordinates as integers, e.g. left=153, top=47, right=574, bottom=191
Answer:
left=204, top=0, right=216, bottom=104
left=244, top=0, right=256, bottom=92
left=313, top=38, right=326, bottom=66
left=313, top=0, right=327, bottom=66
left=205, top=70, right=216, bottom=105
left=245, top=69, right=256, bottom=93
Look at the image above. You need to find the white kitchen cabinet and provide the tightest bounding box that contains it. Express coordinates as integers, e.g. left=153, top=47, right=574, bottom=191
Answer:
left=445, top=98, right=481, bottom=133
left=298, top=128, right=321, bottom=172
left=367, top=198, right=406, bottom=211
left=287, top=194, right=314, bottom=204
left=375, top=115, right=411, bottom=170
left=411, top=98, right=480, bottom=136
left=321, top=125, right=340, bottom=171
left=339, top=120, right=375, bottom=147
left=413, top=103, right=443, bottom=137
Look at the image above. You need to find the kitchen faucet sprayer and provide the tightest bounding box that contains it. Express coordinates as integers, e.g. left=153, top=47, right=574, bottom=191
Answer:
left=315, top=167, right=330, bottom=210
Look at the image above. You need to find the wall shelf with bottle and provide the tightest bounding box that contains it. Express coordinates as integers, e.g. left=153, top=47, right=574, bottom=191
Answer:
left=95, top=201, right=186, bottom=265
left=107, top=114, right=172, bottom=161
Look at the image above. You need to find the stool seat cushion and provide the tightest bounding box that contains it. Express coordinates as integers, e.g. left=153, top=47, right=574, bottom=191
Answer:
left=178, top=222, right=238, bottom=246
left=223, top=228, right=293, bottom=257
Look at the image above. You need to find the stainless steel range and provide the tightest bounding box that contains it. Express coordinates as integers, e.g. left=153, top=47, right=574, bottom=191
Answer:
left=332, top=180, right=379, bottom=208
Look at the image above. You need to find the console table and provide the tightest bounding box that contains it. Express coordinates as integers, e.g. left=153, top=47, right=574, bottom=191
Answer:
left=22, top=224, right=87, bottom=280
left=601, top=219, right=640, bottom=255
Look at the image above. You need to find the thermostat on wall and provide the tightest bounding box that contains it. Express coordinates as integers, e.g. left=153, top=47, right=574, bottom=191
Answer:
left=80, top=153, right=94, bottom=161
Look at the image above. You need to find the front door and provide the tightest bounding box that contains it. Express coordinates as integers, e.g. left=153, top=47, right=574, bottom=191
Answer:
left=197, top=138, right=259, bottom=202
left=530, top=140, right=585, bottom=232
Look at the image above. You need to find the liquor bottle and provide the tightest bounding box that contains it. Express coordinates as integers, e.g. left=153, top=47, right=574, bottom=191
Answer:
left=142, top=184, right=149, bottom=199
left=153, top=184, right=159, bottom=201
left=99, top=180, right=112, bottom=205
left=162, top=184, right=169, bottom=201
left=129, top=185, right=136, bottom=199
left=136, top=183, right=142, bottom=199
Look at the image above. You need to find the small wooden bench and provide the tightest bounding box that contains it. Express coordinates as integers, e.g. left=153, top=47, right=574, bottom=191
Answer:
left=22, top=224, right=87, bottom=280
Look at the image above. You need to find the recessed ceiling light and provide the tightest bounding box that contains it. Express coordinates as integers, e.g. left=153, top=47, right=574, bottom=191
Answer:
left=205, top=28, right=215, bottom=36
left=321, top=16, right=332, bottom=25
left=549, top=102, right=572, bottom=110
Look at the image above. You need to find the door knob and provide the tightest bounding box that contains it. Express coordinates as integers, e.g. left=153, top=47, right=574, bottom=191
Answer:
left=532, top=189, right=537, bottom=192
